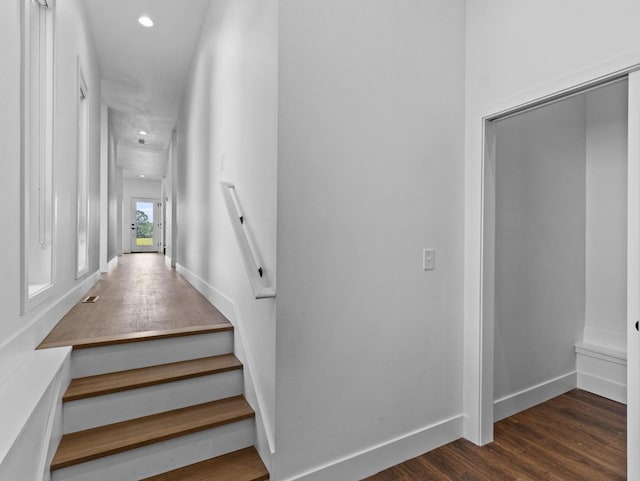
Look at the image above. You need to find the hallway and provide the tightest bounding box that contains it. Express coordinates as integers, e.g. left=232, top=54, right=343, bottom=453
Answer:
left=39, top=254, right=230, bottom=349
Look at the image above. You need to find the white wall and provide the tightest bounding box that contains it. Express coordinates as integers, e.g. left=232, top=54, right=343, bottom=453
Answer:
left=584, top=80, right=628, bottom=352
left=276, top=1, right=465, bottom=479
left=176, top=0, right=278, bottom=463
left=0, top=0, right=24, bottom=363
left=163, top=132, right=177, bottom=266
left=122, top=177, right=162, bottom=253
left=107, top=110, right=120, bottom=262
left=464, top=0, right=640, bottom=443
left=0, top=0, right=101, bottom=476
left=493, top=96, right=586, bottom=402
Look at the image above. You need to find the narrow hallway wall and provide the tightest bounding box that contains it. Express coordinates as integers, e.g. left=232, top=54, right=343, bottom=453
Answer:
left=175, top=0, right=277, bottom=465
left=0, top=0, right=101, bottom=477
left=0, top=0, right=101, bottom=370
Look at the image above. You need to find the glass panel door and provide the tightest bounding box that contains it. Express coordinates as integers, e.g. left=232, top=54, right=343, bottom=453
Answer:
left=131, top=198, right=159, bottom=252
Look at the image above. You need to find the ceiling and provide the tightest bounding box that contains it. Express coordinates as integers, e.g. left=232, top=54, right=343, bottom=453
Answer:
left=83, top=0, right=212, bottom=178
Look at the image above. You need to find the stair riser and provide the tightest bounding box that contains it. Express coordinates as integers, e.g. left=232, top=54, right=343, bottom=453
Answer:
left=64, top=370, right=243, bottom=433
left=51, top=418, right=255, bottom=481
left=71, top=331, right=234, bottom=377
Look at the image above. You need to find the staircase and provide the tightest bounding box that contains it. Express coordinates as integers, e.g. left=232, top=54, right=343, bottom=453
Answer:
left=49, top=323, right=269, bottom=481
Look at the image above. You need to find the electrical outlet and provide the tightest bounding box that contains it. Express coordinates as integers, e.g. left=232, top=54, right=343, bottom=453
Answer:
left=423, top=248, right=435, bottom=271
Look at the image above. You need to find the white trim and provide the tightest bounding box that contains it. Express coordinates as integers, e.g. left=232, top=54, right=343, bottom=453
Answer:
left=75, top=58, right=90, bottom=279
left=578, top=373, right=627, bottom=405
left=576, top=342, right=627, bottom=365
left=493, top=372, right=577, bottom=422
left=175, top=264, right=275, bottom=456
left=21, top=0, right=56, bottom=314
left=464, top=48, right=640, bottom=446
left=278, top=415, right=463, bottom=481
left=99, top=104, right=109, bottom=275
left=627, top=70, right=640, bottom=481
left=100, top=255, right=118, bottom=274
left=0, top=271, right=100, bottom=388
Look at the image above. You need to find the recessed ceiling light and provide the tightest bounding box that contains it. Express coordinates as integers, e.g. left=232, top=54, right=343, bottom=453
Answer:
left=139, top=174, right=145, bottom=178
left=138, top=16, right=154, bottom=27
left=138, top=130, right=148, bottom=136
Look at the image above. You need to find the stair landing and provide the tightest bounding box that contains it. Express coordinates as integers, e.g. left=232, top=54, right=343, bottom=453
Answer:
left=39, top=254, right=229, bottom=349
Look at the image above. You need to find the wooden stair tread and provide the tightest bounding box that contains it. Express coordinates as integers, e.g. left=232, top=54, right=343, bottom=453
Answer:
left=141, top=447, right=269, bottom=481
left=51, top=396, right=254, bottom=471
left=63, top=354, right=243, bottom=402
left=38, top=323, right=234, bottom=350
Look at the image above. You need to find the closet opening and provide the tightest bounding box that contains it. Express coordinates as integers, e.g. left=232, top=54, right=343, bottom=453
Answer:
left=486, top=78, right=629, bottom=423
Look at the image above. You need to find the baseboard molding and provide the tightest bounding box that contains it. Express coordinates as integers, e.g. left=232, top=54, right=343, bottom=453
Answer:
left=100, top=256, right=118, bottom=274
left=576, top=342, right=627, bottom=404
left=175, top=264, right=275, bottom=464
left=0, top=271, right=100, bottom=387
left=578, top=372, right=626, bottom=404
left=279, top=415, right=463, bottom=481
left=494, top=371, right=577, bottom=422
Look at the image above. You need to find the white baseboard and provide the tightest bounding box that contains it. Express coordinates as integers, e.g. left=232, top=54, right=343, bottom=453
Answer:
left=576, top=342, right=627, bottom=404
left=578, top=372, right=626, bottom=404
left=176, top=264, right=275, bottom=466
left=100, top=256, right=118, bottom=274
left=494, top=371, right=577, bottom=422
left=279, top=415, right=463, bottom=481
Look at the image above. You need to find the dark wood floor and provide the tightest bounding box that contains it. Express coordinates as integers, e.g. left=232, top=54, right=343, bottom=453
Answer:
left=364, top=390, right=626, bottom=481
left=39, top=254, right=229, bottom=348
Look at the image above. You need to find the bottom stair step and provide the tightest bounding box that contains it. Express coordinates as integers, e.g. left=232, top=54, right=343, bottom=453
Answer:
left=141, top=447, right=269, bottom=481
left=51, top=396, right=254, bottom=471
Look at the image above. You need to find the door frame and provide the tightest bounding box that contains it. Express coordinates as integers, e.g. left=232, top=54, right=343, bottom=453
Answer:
left=130, top=197, right=160, bottom=253
left=465, top=58, right=640, bottom=478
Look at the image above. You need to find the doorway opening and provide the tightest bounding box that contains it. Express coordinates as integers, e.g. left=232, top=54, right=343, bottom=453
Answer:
left=131, top=197, right=160, bottom=253
left=479, top=72, right=639, bottom=475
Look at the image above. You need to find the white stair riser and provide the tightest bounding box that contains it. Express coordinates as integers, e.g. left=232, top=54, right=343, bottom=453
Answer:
left=64, top=370, right=244, bottom=433
left=51, top=418, right=255, bottom=481
left=71, top=332, right=234, bottom=377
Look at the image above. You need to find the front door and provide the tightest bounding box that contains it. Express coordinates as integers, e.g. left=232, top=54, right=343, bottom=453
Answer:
left=131, top=198, right=160, bottom=253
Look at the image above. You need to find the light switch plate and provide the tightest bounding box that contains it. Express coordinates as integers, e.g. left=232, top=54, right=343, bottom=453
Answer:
left=423, top=248, right=435, bottom=271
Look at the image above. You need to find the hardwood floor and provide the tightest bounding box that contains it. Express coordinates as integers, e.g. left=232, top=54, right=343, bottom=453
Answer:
left=40, top=254, right=229, bottom=348
left=363, top=390, right=626, bottom=481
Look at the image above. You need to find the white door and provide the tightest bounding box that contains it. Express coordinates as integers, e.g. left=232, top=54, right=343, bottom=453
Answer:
left=627, top=70, right=640, bottom=480
left=130, top=198, right=160, bottom=253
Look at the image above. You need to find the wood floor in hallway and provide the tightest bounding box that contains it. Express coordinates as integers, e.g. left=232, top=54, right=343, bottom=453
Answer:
left=39, top=254, right=230, bottom=348
left=363, top=390, right=626, bottom=481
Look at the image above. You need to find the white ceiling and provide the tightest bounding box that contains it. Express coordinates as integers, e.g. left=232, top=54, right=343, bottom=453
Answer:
left=83, top=0, right=211, bottom=178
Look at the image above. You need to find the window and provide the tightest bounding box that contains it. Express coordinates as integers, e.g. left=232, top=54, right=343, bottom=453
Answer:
left=76, top=62, right=90, bottom=277
left=23, top=0, right=55, bottom=311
